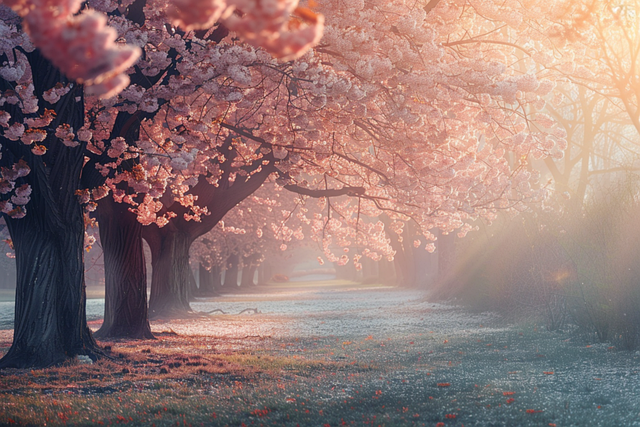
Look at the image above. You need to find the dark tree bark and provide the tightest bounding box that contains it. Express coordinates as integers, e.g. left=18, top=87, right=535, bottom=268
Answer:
left=223, top=253, right=239, bottom=288
left=198, top=263, right=211, bottom=294
left=94, top=196, right=153, bottom=339
left=145, top=225, right=194, bottom=318
left=1, top=193, right=98, bottom=368
left=198, top=263, right=212, bottom=296
left=0, top=51, right=100, bottom=368
left=198, top=263, right=221, bottom=296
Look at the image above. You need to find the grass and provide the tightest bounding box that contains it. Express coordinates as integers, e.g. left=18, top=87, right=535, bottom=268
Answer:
left=1, top=286, right=640, bottom=426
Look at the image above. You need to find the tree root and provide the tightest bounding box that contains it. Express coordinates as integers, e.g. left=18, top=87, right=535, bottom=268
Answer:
left=202, top=307, right=260, bottom=315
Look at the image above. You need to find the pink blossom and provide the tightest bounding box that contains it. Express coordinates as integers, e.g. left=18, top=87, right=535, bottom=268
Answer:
left=20, top=128, right=46, bottom=145
left=31, top=145, right=47, bottom=155
left=167, top=0, right=232, bottom=32
left=4, top=123, right=24, bottom=141
left=7, top=0, right=141, bottom=98
left=0, top=111, right=10, bottom=128
left=0, top=200, right=13, bottom=214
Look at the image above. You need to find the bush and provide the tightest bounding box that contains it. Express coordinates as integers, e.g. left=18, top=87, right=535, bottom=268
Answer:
left=430, top=212, right=572, bottom=330
left=432, top=177, right=640, bottom=348
left=561, top=181, right=640, bottom=349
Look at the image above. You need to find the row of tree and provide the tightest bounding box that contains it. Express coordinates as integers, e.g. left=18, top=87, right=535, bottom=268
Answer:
left=0, top=0, right=619, bottom=368
left=429, top=0, right=640, bottom=345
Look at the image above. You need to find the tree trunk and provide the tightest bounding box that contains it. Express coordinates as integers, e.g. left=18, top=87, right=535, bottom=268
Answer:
left=187, top=266, right=198, bottom=301
left=0, top=51, right=100, bottom=369
left=258, top=262, right=272, bottom=285
left=240, top=255, right=259, bottom=287
left=211, top=265, right=222, bottom=289
left=94, top=197, right=153, bottom=339
left=198, top=263, right=221, bottom=296
left=360, top=256, right=378, bottom=283
left=380, top=214, right=411, bottom=286
left=146, top=227, right=194, bottom=318
left=198, top=263, right=213, bottom=296
left=223, top=253, right=239, bottom=288
left=1, top=206, right=99, bottom=368
left=142, top=160, right=278, bottom=313
left=241, top=265, right=257, bottom=287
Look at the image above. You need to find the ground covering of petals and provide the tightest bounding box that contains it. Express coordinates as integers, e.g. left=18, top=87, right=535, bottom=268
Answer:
left=1, top=282, right=640, bottom=426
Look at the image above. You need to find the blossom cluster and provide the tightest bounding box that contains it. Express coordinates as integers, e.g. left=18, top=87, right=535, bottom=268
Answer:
left=2, top=0, right=571, bottom=269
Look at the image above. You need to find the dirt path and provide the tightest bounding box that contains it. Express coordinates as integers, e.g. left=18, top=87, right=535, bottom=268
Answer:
left=1, top=282, right=639, bottom=426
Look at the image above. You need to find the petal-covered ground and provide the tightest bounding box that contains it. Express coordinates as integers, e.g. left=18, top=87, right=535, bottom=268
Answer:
left=1, top=281, right=639, bottom=426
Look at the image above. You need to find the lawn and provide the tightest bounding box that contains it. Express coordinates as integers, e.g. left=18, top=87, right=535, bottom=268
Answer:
left=1, top=283, right=639, bottom=426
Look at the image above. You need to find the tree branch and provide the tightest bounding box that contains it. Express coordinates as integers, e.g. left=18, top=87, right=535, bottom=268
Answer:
left=283, top=184, right=365, bottom=198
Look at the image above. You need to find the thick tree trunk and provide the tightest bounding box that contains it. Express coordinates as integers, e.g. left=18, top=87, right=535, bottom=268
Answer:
left=223, top=254, right=239, bottom=288
left=146, top=227, right=194, bottom=318
left=380, top=215, right=417, bottom=287
left=0, top=51, right=100, bottom=369
left=1, top=206, right=98, bottom=368
left=94, top=197, right=153, bottom=339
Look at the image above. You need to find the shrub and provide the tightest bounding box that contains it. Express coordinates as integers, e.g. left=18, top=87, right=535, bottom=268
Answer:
left=432, top=177, right=640, bottom=348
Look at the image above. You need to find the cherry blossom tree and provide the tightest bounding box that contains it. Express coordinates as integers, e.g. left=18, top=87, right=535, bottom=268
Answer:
left=1, top=0, right=567, bottom=367
left=191, top=182, right=332, bottom=291
left=0, top=44, right=105, bottom=367
left=0, top=0, right=323, bottom=366
left=98, top=0, right=562, bottom=321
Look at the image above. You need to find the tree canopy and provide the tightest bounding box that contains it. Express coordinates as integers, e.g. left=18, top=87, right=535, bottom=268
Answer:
left=0, top=0, right=585, bottom=368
